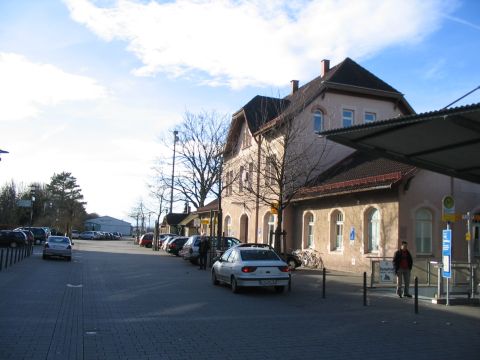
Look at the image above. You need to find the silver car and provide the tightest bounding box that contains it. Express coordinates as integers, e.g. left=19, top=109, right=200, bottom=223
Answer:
left=211, top=246, right=291, bottom=293
left=43, top=236, right=73, bottom=261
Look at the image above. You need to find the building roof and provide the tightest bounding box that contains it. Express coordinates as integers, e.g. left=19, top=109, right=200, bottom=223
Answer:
left=196, top=198, right=219, bottom=214
left=294, top=151, right=416, bottom=201
left=85, top=216, right=131, bottom=226
left=225, top=58, right=413, bottom=156
left=321, top=103, right=480, bottom=184
left=164, top=212, right=189, bottom=225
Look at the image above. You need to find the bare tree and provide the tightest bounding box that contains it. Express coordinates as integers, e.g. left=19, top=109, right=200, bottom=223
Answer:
left=227, top=95, right=328, bottom=252
left=155, top=110, right=229, bottom=210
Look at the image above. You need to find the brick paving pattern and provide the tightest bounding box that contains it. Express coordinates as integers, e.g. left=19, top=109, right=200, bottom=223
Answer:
left=0, top=240, right=479, bottom=359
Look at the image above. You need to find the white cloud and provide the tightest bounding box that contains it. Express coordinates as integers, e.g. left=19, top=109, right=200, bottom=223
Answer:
left=0, top=52, right=107, bottom=121
left=64, top=0, right=454, bottom=88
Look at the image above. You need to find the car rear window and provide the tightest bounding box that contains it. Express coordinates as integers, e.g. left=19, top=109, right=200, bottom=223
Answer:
left=240, top=250, right=280, bottom=261
left=49, top=237, right=69, bottom=243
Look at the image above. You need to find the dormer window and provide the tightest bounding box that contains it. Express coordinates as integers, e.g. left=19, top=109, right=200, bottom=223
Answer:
left=313, top=110, right=324, bottom=133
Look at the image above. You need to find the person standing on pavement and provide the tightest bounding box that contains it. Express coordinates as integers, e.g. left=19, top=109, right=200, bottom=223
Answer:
left=198, top=236, right=210, bottom=270
left=393, top=241, right=413, bottom=298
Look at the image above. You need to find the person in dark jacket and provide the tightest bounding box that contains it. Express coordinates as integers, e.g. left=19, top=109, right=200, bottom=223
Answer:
left=198, top=236, right=210, bottom=270
left=392, top=241, right=413, bottom=298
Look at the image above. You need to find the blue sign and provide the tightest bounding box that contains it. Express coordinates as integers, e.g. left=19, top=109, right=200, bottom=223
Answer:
left=442, top=229, right=452, bottom=279
left=350, top=227, right=355, bottom=241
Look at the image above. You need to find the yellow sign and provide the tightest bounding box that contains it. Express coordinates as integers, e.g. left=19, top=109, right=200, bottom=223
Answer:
left=271, top=202, right=278, bottom=215
left=201, top=219, right=210, bottom=225
left=442, top=195, right=456, bottom=222
left=466, top=232, right=471, bottom=241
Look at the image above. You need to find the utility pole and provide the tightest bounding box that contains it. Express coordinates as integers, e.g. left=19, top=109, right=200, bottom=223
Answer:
left=170, top=130, right=179, bottom=214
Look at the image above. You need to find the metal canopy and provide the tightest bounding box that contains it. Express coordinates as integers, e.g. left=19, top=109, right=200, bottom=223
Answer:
left=321, top=103, right=480, bottom=184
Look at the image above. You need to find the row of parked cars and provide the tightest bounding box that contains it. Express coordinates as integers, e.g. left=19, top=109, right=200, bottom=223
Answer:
left=0, top=227, right=73, bottom=262
left=75, top=231, right=122, bottom=240
left=137, top=233, right=303, bottom=294
left=0, top=226, right=50, bottom=248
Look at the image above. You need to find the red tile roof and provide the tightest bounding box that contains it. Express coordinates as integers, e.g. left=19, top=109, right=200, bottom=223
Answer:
left=294, top=152, right=416, bottom=200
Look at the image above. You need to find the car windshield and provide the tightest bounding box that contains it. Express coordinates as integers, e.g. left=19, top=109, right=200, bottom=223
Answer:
left=240, top=250, right=280, bottom=261
left=49, top=237, right=69, bottom=243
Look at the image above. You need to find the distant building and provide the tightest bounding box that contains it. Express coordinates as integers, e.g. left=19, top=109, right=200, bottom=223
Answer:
left=85, top=216, right=132, bottom=236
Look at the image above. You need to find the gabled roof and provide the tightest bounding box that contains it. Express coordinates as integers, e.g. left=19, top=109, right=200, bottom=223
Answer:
left=164, top=213, right=189, bottom=225
left=86, top=216, right=131, bottom=226
left=294, top=151, right=416, bottom=201
left=196, top=198, right=219, bottom=214
left=258, top=58, right=413, bottom=133
left=225, top=58, right=414, bottom=155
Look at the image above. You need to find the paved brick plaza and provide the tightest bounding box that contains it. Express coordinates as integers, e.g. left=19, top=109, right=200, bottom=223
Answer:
left=0, top=240, right=479, bottom=359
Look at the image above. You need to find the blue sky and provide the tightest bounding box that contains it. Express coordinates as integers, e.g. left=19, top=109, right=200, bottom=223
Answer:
left=0, top=0, right=479, bottom=222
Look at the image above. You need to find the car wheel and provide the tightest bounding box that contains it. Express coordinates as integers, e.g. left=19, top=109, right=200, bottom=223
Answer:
left=288, top=259, right=297, bottom=271
left=212, top=270, right=219, bottom=286
left=231, top=276, right=240, bottom=293
left=42, top=254, right=47, bottom=260
left=275, top=286, right=285, bottom=293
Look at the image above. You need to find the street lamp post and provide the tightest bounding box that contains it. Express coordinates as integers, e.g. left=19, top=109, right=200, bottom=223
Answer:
left=170, top=130, right=179, bottom=214
left=30, top=184, right=36, bottom=226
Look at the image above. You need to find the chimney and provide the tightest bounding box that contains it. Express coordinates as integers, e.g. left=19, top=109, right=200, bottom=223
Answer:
left=291, top=80, right=299, bottom=94
left=321, top=59, right=330, bottom=77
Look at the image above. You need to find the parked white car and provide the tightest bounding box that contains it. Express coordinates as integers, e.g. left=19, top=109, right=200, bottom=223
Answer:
left=211, top=245, right=291, bottom=293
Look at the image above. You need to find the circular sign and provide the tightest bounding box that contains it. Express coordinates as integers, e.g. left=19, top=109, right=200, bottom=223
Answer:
left=443, top=196, right=455, bottom=209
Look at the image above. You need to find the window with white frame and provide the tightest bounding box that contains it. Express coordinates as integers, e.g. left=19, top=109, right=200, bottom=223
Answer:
left=265, top=156, right=275, bottom=186
left=268, top=214, right=275, bottom=245
left=242, top=125, right=251, bottom=148
left=305, top=213, right=314, bottom=248
left=364, top=112, right=376, bottom=123
left=313, top=110, right=324, bottom=133
left=224, top=216, right=232, bottom=236
left=332, top=210, right=343, bottom=250
left=367, top=209, right=380, bottom=252
left=415, top=208, right=433, bottom=254
left=342, top=109, right=354, bottom=127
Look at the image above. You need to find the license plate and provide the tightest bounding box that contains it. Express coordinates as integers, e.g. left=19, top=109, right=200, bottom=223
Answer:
left=260, top=280, right=276, bottom=286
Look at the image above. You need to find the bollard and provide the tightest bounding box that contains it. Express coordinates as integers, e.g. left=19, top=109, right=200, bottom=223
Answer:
left=5, top=248, right=9, bottom=269
left=9, top=247, right=13, bottom=266
left=0, top=249, right=3, bottom=271
left=322, top=267, right=326, bottom=299
left=363, top=272, right=367, bottom=306
left=288, top=274, right=291, bottom=292
left=414, top=277, right=419, bottom=314
left=14, top=247, right=18, bottom=264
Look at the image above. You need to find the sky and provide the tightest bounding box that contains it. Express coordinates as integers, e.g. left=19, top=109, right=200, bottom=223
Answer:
left=0, top=0, right=479, bottom=224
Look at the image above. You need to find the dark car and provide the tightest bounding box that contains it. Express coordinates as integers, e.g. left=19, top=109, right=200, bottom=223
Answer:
left=19, top=230, right=34, bottom=246
left=234, top=243, right=302, bottom=270
left=15, top=227, right=48, bottom=244
left=180, top=235, right=241, bottom=264
left=166, top=236, right=188, bottom=256
left=0, top=230, right=28, bottom=248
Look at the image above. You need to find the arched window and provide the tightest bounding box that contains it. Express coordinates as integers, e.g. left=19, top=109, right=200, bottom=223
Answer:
left=313, top=110, right=324, bottom=133
left=304, top=213, right=314, bottom=248
left=367, top=209, right=380, bottom=252
left=415, top=208, right=432, bottom=254
left=224, top=216, right=232, bottom=237
left=330, top=210, right=343, bottom=250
